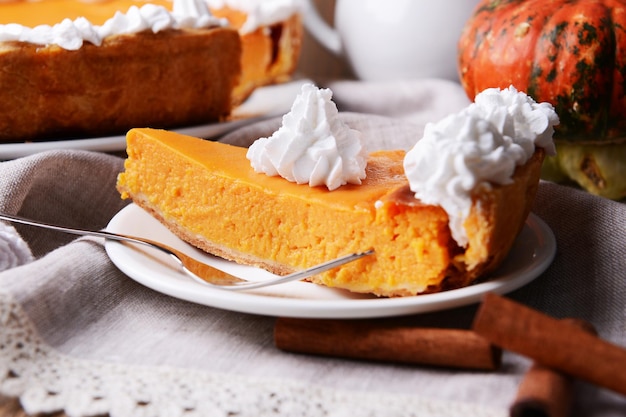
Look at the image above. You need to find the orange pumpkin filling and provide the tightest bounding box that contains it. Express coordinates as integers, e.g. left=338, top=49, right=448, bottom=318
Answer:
left=209, top=6, right=302, bottom=105
left=0, top=0, right=171, bottom=26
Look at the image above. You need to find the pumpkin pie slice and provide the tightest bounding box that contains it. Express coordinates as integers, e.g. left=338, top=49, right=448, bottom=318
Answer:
left=116, top=128, right=543, bottom=297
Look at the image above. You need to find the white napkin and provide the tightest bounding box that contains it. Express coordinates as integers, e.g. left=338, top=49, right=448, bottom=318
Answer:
left=0, top=80, right=624, bottom=417
left=0, top=222, right=33, bottom=272
left=327, top=79, right=472, bottom=128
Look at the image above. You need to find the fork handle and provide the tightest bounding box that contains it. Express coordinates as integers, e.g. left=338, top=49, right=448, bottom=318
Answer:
left=0, top=212, right=153, bottom=248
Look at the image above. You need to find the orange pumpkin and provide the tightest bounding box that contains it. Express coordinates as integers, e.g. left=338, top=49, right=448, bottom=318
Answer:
left=458, top=0, right=626, bottom=145
left=458, top=0, right=626, bottom=199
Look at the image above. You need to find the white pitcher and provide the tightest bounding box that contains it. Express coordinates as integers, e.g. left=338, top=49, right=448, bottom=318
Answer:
left=301, top=0, right=480, bottom=81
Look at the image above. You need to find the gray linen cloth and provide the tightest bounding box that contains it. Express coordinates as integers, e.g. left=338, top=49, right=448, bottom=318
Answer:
left=0, top=80, right=625, bottom=417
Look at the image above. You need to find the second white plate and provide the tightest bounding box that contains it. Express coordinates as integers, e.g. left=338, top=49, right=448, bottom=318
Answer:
left=105, top=204, right=556, bottom=319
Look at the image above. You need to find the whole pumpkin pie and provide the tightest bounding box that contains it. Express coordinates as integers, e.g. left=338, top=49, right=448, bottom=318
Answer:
left=0, top=0, right=241, bottom=143
left=1, top=0, right=302, bottom=106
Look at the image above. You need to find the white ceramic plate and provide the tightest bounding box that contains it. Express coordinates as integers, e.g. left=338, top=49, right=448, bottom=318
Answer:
left=0, top=80, right=309, bottom=160
left=105, top=204, right=556, bottom=318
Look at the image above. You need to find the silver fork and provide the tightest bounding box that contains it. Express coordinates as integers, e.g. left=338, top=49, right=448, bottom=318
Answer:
left=0, top=212, right=373, bottom=291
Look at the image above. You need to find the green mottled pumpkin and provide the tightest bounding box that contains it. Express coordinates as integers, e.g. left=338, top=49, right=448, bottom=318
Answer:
left=458, top=0, right=626, bottom=199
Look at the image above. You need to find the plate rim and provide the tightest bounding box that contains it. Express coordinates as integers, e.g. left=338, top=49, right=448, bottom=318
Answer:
left=104, top=204, right=556, bottom=318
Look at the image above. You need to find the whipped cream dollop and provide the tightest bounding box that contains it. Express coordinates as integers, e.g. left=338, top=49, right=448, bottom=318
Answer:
left=403, top=86, right=559, bottom=247
left=247, top=83, right=367, bottom=191
left=0, top=0, right=224, bottom=50
left=205, top=0, right=301, bottom=34
left=466, top=85, right=559, bottom=158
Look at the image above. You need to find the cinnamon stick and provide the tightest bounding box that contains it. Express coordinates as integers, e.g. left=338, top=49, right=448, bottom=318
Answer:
left=510, top=363, right=573, bottom=417
left=473, top=293, right=626, bottom=396
left=274, top=317, right=501, bottom=370
left=510, top=320, right=597, bottom=417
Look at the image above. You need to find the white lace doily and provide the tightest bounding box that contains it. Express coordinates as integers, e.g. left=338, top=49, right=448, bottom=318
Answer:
left=0, top=290, right=506, bottom=417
